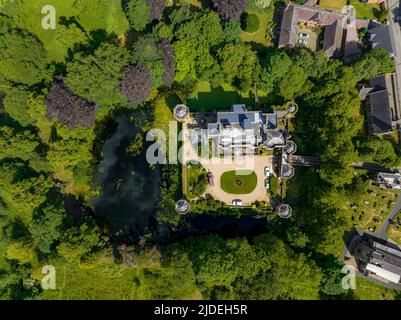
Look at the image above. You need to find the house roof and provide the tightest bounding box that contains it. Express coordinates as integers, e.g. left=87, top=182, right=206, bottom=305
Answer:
left=369, top=24, right=398, bottom=57
left=322, top=19, right=343, bottom=56
left=368, top=90, right=393, bottom=133
left=265, top=131, right=285, bottom=148
left=279, top=3, right=347, bottom=50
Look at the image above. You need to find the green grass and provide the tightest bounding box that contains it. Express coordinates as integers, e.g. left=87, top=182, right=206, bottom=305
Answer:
left=0, top=0, right=129, bottom=63
left=187, top=81, right=255, bottom=111
left=319, top=0, right=347, bottom=10
left=350, top=0, right=382, bottom=20
left=220, top=170, right=257, bottom=194
left=387, top=211, right=401, bottom=245
left=344, top=179, right=399, bottom=233
left=240, top=8, right=275, bottom=50
left=354, top=277, right=398, bottom=300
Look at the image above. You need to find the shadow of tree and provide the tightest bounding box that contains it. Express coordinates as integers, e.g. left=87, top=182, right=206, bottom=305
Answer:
left=187, top=86, right=254, bottom=111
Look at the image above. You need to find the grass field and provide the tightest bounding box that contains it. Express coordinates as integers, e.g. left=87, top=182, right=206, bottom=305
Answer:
left=354, top=276, right=398, bottom=300
left=350, top=0, right=382, bottom=20
left=319, top=0, right=347, bottom=11
left=345, top=179, right=399, bottom=233
left=240, top=8, right=275, bottom=50
left=187, top=81, right=255, bottom=111
left=387, top=212, right=401, bottom=245
left=220, top=170, right=257, bottom=194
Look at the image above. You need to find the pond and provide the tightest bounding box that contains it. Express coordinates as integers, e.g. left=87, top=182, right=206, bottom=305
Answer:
left=93, top=116, right=161, bottom=237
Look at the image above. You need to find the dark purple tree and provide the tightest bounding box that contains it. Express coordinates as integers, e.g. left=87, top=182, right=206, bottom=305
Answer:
left=159, top=40, right=175, bottom=87
left=119, top=64, right=153, bottom=103
left=211, top=0, right=247, bottom=20
left=144, top=0, right=166, bottom=22
left=46, top=80, right=98, bottom=129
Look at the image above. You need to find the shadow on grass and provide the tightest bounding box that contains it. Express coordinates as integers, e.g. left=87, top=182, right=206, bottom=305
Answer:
left=188, top=86, right=255, bottom=111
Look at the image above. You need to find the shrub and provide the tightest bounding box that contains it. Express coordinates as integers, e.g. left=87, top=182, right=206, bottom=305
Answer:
left=241, top=13, right=260, bottom=33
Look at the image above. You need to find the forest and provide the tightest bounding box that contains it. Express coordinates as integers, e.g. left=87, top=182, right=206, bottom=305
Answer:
left=0, top=0, right=400, bottom=300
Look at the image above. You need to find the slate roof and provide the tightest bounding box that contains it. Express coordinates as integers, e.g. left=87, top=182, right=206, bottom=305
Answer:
left=369, top=24, right=398, bottom=57
left=368, top=90, right=393, bottom=133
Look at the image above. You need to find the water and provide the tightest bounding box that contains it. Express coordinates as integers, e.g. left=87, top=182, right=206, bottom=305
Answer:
left=93, top=116, right=161, bottom=236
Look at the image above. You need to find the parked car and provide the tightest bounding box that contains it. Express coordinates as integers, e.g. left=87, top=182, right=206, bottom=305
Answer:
left=264, top=167, right=271, bottom=177
left=265, top=179, right=270, bottom=189
left=298, top=39, right=308, bottom=45
left=232, top=199, right=243, bottom=206
left=298, top=32, right=309, bottom=38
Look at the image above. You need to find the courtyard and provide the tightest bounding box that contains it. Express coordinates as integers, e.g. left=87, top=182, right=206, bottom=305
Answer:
left=182, top=117, right=271, bottom=206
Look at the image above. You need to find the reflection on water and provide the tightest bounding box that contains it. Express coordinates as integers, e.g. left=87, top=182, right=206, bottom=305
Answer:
left=93, top=116, right=160, bottom=236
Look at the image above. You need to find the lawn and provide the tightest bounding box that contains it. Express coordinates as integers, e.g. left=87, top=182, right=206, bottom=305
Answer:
left=240, top=8, right=275, bottom=50
left=220, top=170, right=257, bottom=194
left=387, top=212, right=401, bottom=245
left=345, top=178, right=399, bottom=233
left=354, top=276, right=398, bottom=300
left=350, top=0, right=382, bottom=20
left=187, top=81, right=255, bottom=111
left=319, top=0, right=347, bottom=11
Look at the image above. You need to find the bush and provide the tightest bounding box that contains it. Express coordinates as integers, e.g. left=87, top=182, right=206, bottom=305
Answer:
left=241, top=13, right=260, bottom=33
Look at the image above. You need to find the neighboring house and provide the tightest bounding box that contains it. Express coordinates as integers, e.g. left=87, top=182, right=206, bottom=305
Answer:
left=206, top=104, right=286, bottom=154
left=278, top=3, right=369, bottom=59
left=376, top=172, right=401, bottom=190
left=369, top=24, right=399, bottom=58
left=365, top=73, right=400, bottom=135
left=365, top=242, right=401, bottom=284
left=348, top=234, right=401, bottom=286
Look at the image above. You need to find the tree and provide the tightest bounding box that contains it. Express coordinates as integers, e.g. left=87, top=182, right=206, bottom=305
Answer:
left=144, top=0, right=166, bottom=22
left=57, top=218, right=105, bottom=263
left=160, top=40, right=175, bottom=87
left=119, top=64, right=153, bottom=103
left=259, top=50, right=293, bottom=92
left=218, top=43, right=260, bottom=90
left=0, top=162, right=53, bottom=221
left=222, top=20, right=241, bottom=43
left=278, top=65, right=307, bottom=100
left=131, top=35, right=165, bottom=87
left=255, top=234, right=323, bottom=299
left=30, top=199, right=67, bottom=254
left=126, top=0, right=150, bottom=31
left=211, top=0, right=248, bottom=20
left=188, top=235, right=269, bottom=287
left=0, top=124, right=39, bottom=162
left=352, top=48, right=395, bottom=81
left=65, top=43, right=130, bottom=107
left=46, top=80, right=99, bottom=129
left=0, top=30, right=47, bottom=86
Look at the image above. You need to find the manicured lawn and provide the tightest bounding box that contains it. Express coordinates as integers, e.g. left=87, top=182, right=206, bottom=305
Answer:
left=350, top=0, right=382, bottom=20
left=220, top=170, right=257, bottom=194
left=240, top=8, right=275, bottom=49
left=319, top=0, right=347, bottom=10
left=187, top=81, right=255, bottom=111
